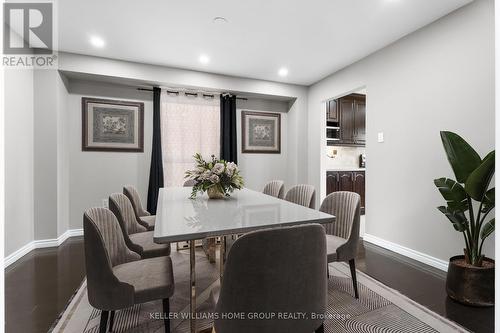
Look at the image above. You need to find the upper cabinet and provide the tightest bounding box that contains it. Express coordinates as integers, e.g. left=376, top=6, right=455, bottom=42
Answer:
left=353, top=96, right=366, bottom=145
left=326, top=99, right=339, bottom=122
left=326, top=93, right=365, bottom=147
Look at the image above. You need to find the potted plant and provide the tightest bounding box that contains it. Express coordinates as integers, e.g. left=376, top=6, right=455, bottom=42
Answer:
left=185, top=153, right=244, bottom=199
left=434, top=131, right=495, bottom=306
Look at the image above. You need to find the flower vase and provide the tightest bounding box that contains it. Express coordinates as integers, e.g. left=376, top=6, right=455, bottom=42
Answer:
left=207, top=187, right=224, bottom=199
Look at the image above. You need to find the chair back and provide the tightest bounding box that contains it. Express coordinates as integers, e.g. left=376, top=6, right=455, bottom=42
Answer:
left=284, top=184, right=316, bottom=209
left=262, top=180, right=285, bottom=199
left=183, top=179, right=197, bottom=187
left=109, top=193, right=147, bottom=235
left=123, top=185, right=149, bottom=220
left=83, top=207, right=139, bottom=310
left=214, top=224, right=326, bottom=333
left=319, top=191, right=360, bottom=239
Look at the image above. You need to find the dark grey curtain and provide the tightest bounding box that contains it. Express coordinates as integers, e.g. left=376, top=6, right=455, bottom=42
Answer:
left=147, top=87, right=164, bottom=213
left=220, top=94, right=238, bottom=163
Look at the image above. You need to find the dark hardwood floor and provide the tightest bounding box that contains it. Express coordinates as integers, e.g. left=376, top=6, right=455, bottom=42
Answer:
left=5, top=237, right=85, bottom=333
left=4, top=237, right=494, bottom=333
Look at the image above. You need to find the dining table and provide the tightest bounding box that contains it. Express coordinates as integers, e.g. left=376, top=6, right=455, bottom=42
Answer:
left=153, top=187, right=336, bottom=333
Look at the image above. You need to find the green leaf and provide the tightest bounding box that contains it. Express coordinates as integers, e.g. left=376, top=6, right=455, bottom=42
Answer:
left=440, top=131, right=482, bottom=183
left=437, top=206, right=468, bottom=232
left=465, top=151, right=495, bottom=201
left=482, top=188, right=495, bottom=213
left=480, top=218, right=495, bottom=240
left=434, top=178, right=468, bottom=211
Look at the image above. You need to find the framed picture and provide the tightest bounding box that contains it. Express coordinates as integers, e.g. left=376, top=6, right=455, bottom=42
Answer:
left=241, top=111, right=281, bottom=154
left=82, top=97, right=144, bottom=152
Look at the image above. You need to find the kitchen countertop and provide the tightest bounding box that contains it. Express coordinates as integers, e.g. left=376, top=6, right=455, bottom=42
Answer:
left=326, top=167, right=366, bottom=172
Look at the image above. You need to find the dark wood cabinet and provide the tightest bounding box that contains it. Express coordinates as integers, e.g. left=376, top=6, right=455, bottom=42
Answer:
left=326, top=173, right=340, bottom=194
left=353, top=171, right=365, bottom=210
left=328, top=93, right=365, bottom=147
left=338, top=171, right=354, bottom=192
left=353, top=98, right=366, bottom=144
left=326, top=100, right=339, bottom=123
left=327, top=170, right=365, bottom=214
left=339, top=98, right=355, bottom=144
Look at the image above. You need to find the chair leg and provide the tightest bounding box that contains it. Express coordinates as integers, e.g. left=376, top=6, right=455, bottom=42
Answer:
left=109, top=311, right=115, bottom=332
left=348, top=259, right=359, bottom=299
left=315, top=322, right=325, bottom=333
left=99, top=310, right=109, bottom=333
left=163, top=298, right=170, bottom=333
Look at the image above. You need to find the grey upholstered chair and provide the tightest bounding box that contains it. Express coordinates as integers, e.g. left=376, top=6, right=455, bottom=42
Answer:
left=320, top=191, right=361, bottom=299
left=109, top=193, right=170, bottom=258
left=262, top=180, right=285, bottom=199
left=183, top=179, right=196, bottom=186
left=83, top=207, right=174, bottom=333
left=284, top=184, right=316, bottom=209
left=212, top=224, right=327, bottom=333
left=123, top=185, right=155, bottom=231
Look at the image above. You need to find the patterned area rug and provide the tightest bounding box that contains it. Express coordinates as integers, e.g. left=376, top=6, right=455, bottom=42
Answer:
left=51, top=247, right=468, bottom=333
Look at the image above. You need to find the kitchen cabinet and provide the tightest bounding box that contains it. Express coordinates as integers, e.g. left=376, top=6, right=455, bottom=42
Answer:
left=339, top=98, right=355, bottom=144
left=326, top=173, right=340, bottom=194
left=327, top=93, right=365, bottom=146
left=353, top=98, right=366, bottom=144
left=326, top=170, right=365, bottom=214
left=353, top=171, right=365, bottom=210
left=326, top=99, right=339, bottom=123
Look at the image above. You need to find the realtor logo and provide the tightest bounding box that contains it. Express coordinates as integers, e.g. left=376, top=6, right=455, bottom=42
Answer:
left=3, top=2, right=56, bottom=67
left=4, top=2, right=53, bottom=54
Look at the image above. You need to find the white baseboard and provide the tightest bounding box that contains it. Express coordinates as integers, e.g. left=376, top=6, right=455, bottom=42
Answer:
left=4, top=228, right=84, bottom=268
left=363, top=233, right=449, bottom=272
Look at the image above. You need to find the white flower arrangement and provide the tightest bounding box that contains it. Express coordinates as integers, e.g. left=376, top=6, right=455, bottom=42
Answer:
left=185, top=153, right=244, bottom=199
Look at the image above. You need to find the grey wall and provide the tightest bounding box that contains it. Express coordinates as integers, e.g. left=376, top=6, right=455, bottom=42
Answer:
left=65, top=80, right=292, bottom=230
left=67, top=80, right=153, bottom=230
left=308, top=0, right=495, bottom=261
left=4, top=68, right=35, bottom=256
left=33, top=70, right=59, bottom=240
left=236, top=98, right=291, bottom=192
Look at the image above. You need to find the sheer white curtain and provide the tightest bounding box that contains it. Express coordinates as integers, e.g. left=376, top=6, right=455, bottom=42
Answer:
left=160, top=92, right=220, bottom=186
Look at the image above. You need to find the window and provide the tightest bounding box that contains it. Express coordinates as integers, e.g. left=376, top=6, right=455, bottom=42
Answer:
left=160, top=92, right=220, bottom=186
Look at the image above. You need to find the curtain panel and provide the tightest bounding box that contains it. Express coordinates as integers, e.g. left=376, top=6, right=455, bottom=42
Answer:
left=160, top=93, right=220, bottom=187
left=146, top=87, right=164, bottom=213
left=220, top=94, right=238, bottom=164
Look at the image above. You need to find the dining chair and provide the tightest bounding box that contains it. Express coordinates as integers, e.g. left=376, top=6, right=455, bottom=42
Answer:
left=123, top=185, right=155, bottom=231
left=83, top=207, right=174, bottom=333
left=212, top=224, right=327, bottom=333
left=284, top=184, right=316, bottom=209
left=109, top=193, right=170, bottom=258
left=320, top=191, right=361, bottom=299
left=262, top=180, right=285, bottom=199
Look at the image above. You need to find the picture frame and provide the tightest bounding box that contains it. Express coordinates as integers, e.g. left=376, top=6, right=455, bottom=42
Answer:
left=241, top=111, right=281, bottom=154
left=82, top=97, right=144, bottom=152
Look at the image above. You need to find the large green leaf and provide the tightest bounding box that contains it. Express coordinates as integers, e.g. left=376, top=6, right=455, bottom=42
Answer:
left=465, top=151, right=495, bottom=201
left=440, top=131, right=482, bottom=183
left=434, top=178, right=468, bottom=211
left=482, top=188, right=495, bottom=213
left=437, top=206, right=469, bottom=232
left=480, top=218, right=495, bottom=240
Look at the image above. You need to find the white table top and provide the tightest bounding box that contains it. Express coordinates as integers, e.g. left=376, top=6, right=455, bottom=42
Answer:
left=153, top=187, right=335, bottom=243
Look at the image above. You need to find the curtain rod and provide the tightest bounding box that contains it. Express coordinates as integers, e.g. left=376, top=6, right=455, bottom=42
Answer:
left=137, top=87, right=248, bottom=101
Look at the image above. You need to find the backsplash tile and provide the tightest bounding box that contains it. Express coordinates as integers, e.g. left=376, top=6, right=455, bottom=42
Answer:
left=325, top=146, right=366, bottom=169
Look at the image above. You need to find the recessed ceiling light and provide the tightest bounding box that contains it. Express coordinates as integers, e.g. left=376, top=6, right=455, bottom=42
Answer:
left=213, top=17, right=228, bottom=24
left=89, top=35, right=105, bottom=48
left=199, top=54, right=210, bottom=64
left=278, top=67, right=289, bottom=77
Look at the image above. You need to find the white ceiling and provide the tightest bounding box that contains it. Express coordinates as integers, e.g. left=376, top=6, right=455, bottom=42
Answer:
left=58, top=0, right=472, bottom=86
